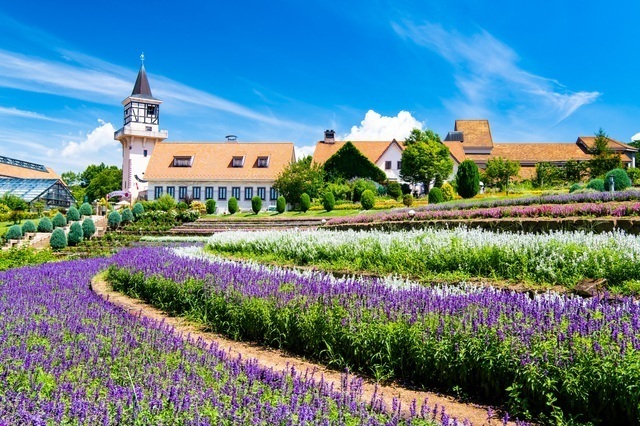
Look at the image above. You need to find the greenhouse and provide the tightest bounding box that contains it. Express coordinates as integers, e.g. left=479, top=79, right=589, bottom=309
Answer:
left=0, top=177, right=75, bottom=208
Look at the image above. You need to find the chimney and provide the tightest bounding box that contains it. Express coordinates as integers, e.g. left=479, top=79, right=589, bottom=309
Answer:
left=324, top=129, right=335, bottom=144
left=225, top=135, right=238, bottom=143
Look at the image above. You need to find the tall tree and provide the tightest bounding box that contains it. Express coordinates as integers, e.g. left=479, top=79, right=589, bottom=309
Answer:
left=484, top=157, right=521, bottom=193
left=323, top=142, right=387, bottom=182
left=456, top=160, right=480, bottom=199
left=85, top=168, right=122, bottom=202
left=588, top=128, right=621, bottom=178
left=273, top=156, right=325, bottom=207
left=400, top=129, right=453, bottom=192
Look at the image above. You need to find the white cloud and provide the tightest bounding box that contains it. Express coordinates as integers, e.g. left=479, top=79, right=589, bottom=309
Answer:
left=342, top=110, right=423, bottom=141
left=632, top=133, right=640, bottom=142
left=295, top=145, right=316, bottom=159
left=0, top=106, right=70, bottom=123
left=47, top=120, right=120, bottom=171
left=392, top=21, right=600, bottom=125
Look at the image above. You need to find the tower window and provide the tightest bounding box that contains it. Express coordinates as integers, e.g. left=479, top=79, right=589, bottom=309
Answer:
left=147, top=105, right=157, bottom=116
left=144, top=150, right=148, bottom=157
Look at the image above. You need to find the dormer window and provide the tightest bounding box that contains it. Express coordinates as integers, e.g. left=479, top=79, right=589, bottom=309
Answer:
left=257, top=156, right=270, bottom=168
left=232, top=156, right=245, bottom=168
left=173, top=155, right=194, bottom=167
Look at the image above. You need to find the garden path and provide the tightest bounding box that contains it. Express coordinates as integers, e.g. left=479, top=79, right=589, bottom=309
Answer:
left=92, top=275, right=518, bottom=426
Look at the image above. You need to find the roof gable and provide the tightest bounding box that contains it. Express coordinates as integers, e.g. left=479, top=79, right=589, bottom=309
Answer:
left=313, top=140, right=403, bottom=165
left=454, top=120, right=494, bottom=148
left=577, top=136, right=638, bottom=152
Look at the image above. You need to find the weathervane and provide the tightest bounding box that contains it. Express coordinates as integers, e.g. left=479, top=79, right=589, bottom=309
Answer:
left=140, top=52, right=145, bottom=65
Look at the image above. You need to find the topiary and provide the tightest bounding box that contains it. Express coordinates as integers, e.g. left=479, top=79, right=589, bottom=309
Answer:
left=251, top=196, right=262, bottom=214
left=82, top=218, right=96, bottom=239
left=322, top=191, right=335, bottom=212
left=360, top=189, right=375, bottom=210
left=37, top=217, right=53, bottom=233
left=21, top=220, right=36, bottom=234
left=228, top=197, right=239, bottom=214
left=300, top=193, right=310, bottom=213
left=79, top=202, right=93, bottom=216
left=441, top=182, right=455, bottom=201
left=456, top=159, right=480, bottom=199
left=132, top=202, right=144, bottom=219
left=67, top=206, right=80, bottom=222
left=5, top=224, right=22, bottom=240
left=604, top=168, right=631, bottom=191
left=428, top=187, right=444, bottom=204
left=586, top=178, right=605, bottom=192
left=569, top=183, right=583, bottom=193
left=121, top=208, right=134, bottom=224
left=276, top=196, right=286, bottom=214
left=67, top=222, right=83, bottom=246
left=205, top=199, right=217, bottom=215
left=387, top=181, right=402, bottom=199
left=49, top=228, right=67, bottom=250
left=107, top=211, right=122, bottom=230
left=402, top=193, right=414, bottom=207
left=52, top=212, right=67, bottom=228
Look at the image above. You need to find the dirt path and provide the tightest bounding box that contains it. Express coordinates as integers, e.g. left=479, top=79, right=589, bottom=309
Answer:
left=91, top=275, right=514, bottom=425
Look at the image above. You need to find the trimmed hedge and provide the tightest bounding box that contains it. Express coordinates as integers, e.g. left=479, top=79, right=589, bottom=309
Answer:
left=79, top=203, right=93, bottom=216
left=587, top=178, right=605, bottom=192
left=21, top=220, right=36, bottom=234
left=251, top=196, right=262, bottom=214
left=37, top=217, right=53, bottom=233
left=5, top=225, right=22, bottom=240
left=605, top=168, right=632, bottom=191
left=205, top=199, right=216, bottom=215
left=299, top=193, right=311, bottom=213
left=428, top=187, right=444, bottom=204
left=360, top=190, right=375, bottom=210
left=49, top=228, right=67, bottom=250
left=402, top=194, right=414, bottom=207
left=108, top=211, right=122, bottom=230
left=276, top=196, right=286, bottom=214
left=121, top=208, right=134, bottom=224
left=132, top=202, right=144, bottom=218
left=322, top=191, right=335, bottom=212
left=67, top=206, right=80, bottom=222
left=52, top=212, right=67, bottom=229
left=387, top=182, right=402, bottom=199
left=228, top=197, right=239, bottom=214
left=82, top=218, right=96, bottom=239
left=67, top=222, right=83, bottom=246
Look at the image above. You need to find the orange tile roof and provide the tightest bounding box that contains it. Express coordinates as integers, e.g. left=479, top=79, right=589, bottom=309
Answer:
left=455, top=120, right=493, bottom=148
left=442, top=141, right=466, bottom=164
left=312, top=140, right=403, bottom=165
left=0, top=163, right=59, bottom=179
left=577, top=137, right=638, bottom=152
left=490, top=143, right=592, bottom=163
left=144, top=142, right=295, bottom=181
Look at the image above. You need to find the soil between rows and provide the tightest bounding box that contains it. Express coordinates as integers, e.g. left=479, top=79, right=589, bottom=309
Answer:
left=91, top=274, right=519, bottom=425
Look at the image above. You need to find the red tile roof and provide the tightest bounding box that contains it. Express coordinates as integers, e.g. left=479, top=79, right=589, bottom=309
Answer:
left=312, top=140, right=403, bottom=165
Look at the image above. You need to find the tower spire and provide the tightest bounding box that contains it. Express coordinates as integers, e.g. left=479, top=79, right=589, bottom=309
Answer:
left=131, top=55, right=155, bottom=99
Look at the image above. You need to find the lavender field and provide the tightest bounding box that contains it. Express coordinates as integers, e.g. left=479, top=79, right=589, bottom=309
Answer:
left=0, top=257, right=444, bottom=425
left=107, top=246, right=640, bottom=424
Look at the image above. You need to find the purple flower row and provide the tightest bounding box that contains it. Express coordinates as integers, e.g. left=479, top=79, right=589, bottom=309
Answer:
left=0, top=257, right=457, bottom=425
left=108, top=247, right=640, bottom=424
left=328, top=189, right=640, bottom=225
left=327, top=201, right=640, bottom=225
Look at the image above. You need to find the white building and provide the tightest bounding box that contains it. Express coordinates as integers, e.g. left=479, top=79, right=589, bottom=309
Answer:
left=114, top=62, right=295, bottom=211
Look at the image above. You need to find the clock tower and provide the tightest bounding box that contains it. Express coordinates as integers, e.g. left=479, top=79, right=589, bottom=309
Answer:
left=114, top=55, right=168, bottom=202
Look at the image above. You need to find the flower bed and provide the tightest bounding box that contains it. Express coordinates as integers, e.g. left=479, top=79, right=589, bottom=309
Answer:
left=106, top=246, right=640, bottom=424
left=327, top=189, right=640, bottom=226
left=0, top=258, right=442, bottom=425
left=205, top=228, right=640, bottom=288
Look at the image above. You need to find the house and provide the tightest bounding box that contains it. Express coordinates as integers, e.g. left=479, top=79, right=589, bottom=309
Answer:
left=114, top=61, right=295, bottom=212
left=443, top=120, right=637, bottom=180
left=0, top=156, right=75, bottom=208
left=312, top=130, right=405, bottom=181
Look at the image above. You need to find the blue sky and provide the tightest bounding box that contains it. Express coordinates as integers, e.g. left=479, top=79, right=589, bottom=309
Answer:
left=1, top=1, right=639, bottom=173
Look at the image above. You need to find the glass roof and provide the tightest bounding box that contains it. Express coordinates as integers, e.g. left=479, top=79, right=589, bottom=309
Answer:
left=0, top=178, right=65, bottom=202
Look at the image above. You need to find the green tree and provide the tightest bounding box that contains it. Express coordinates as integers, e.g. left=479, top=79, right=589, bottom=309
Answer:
left=322, top=141, right=387, bottom=182
left=484, top=157, right=521, bottom=193
left=564, top=160, right=586, bottom=183
left=400, top=129, right=453, bottom=193
left=456, top=160, right=480, bottom=199
left=107, top=211, right=122, bottom=230
left=276, top=196, right=286, bottom=214
left=322, top=191, right=335, bottom=212
left=49, top=228, right=67, bottom=250
left=535, top=162, right=562, bottom=188
left=85, top=168, right=122, bottom=202
left=588, top=128, right=622, bottom=178
left=205, top=199, right=216, bottom=215
left=67, top=222, right=83, bottom=246
left=273, top=156, right=324, bottom=208
left=61, top=171, right=82, bottom=186
left=66, top=206, right=80, bottom=222
left=79, top=202, right=94, bottom=216
left=228, top=197, right=239, bottom=214
left=121, top=208, right=134, bottom=223
left=299, top=193, right=311, bottom=213
left=251, top=196, right=262, bottom=214
left=387, top=181, right=402, bottom=199
left=360, top=189, right=375, bottom=210
left=82, top=218, right=96, bottom=239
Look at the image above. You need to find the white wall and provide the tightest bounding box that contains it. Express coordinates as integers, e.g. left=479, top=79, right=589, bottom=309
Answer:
left=375, top=144, right=404, bottom=181
left=148, top=179, right=280, bottom=213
